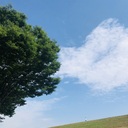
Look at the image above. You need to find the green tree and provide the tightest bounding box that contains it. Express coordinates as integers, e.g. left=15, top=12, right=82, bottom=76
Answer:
left=0, top=5, right=60, bottom=119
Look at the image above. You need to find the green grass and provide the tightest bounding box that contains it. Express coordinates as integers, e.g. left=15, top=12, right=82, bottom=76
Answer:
left=51, top=115, right=128, bottom=128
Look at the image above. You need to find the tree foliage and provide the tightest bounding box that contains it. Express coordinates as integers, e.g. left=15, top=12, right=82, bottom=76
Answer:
left=0, top=5, right=60, bottom=118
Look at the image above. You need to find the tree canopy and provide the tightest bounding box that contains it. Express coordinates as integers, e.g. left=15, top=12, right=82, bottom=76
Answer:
left=0, top=5, right=60, bottom=119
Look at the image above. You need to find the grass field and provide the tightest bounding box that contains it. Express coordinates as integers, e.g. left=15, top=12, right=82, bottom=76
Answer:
left=51, top=115, right=128, bottom=128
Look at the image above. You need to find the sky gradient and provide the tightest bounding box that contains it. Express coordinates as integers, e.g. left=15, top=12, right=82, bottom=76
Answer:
left=1, top=0, right=128, bottom=128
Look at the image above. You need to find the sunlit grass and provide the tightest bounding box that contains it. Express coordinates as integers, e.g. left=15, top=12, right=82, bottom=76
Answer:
left=52, top=115, right=128, bottom=128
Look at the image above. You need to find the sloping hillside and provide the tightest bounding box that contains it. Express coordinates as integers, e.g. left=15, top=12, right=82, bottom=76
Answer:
left=52, top=115, right=128, bottom=128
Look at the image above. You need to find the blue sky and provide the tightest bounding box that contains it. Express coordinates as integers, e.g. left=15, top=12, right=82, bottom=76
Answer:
left=1, top=0, right=128, bottom=128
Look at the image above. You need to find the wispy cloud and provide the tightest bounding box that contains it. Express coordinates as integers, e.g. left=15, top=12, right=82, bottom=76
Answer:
left=58, top=18, right=128, bottom=92
left=1, top=98, right=60, bottom=128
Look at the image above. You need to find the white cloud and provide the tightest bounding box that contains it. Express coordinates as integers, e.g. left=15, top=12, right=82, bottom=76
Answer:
left=1, top=98, right=60, bottom=128
left=58, top=18, right=128, bottom=92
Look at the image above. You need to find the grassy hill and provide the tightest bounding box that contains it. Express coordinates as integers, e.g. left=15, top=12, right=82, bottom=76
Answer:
left=52, top=115, right=128, bottom=128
